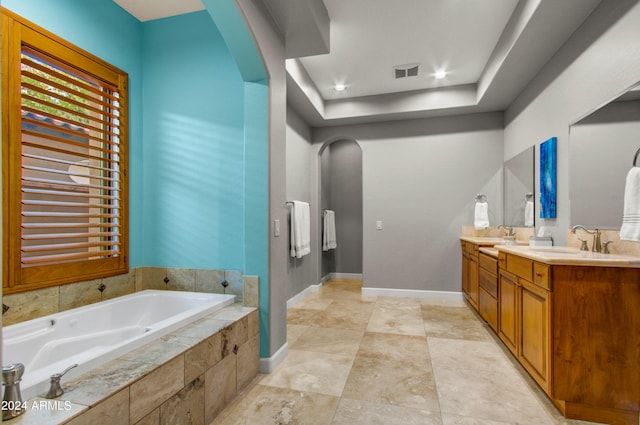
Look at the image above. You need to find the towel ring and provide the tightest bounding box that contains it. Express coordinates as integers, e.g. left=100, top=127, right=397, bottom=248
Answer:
left=634, top=147, right=640, bottom=166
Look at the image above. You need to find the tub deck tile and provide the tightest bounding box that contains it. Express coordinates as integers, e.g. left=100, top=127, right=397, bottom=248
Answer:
left=61, top=359, right=157, bottom=407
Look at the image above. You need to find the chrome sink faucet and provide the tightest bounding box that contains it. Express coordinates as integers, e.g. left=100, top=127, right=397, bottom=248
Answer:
left=571, top=225, right=602, bottom=252
left=497, top=224, right=514, bottom=237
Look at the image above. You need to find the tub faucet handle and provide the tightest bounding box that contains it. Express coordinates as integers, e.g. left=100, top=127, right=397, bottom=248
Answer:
left=46, top=363, right=78, bottom=399
left=2, top=363, right=26, bottom=420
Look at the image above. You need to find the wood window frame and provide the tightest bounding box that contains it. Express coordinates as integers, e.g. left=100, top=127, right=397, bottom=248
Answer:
left=2, top=8, right=129, bottom=294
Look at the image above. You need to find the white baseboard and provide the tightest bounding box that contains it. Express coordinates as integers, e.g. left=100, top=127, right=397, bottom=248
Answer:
left=287, top=283, right=323, bottom=309
left=320, top=274, right=331, bottom=284
left=361, top=287, right=464, bottom=300
left=259, top=342, right=288, bottom=374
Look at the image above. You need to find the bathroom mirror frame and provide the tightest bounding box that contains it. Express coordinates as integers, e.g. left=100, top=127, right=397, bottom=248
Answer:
left=568, top=81, right=640, bottom=229
left=503, top=146, right=535, bottom=227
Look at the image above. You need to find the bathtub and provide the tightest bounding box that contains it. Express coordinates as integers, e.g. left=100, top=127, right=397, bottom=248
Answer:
left=2, top=290, right=235, bottom=401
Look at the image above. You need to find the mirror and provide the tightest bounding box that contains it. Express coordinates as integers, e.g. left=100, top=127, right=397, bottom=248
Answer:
left=503, top=146, right=535, bottom=227
left=569, top=82, right=640, bottom=229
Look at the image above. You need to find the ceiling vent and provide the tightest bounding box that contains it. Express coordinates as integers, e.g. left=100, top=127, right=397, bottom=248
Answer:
left=394, top=64, right=420, bottom=79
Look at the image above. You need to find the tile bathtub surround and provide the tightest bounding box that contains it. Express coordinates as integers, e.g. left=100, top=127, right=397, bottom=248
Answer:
left=2, top=268, right=257, bottom=326
left=211, top=278, right=603, bottom=425
left=9, top=304, right=259, bottom=425
left=1, top=270, right=138, bottom=326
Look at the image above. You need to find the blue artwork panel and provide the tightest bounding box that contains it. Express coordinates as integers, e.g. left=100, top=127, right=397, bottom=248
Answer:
left=540, top=137, right=557, bottom=218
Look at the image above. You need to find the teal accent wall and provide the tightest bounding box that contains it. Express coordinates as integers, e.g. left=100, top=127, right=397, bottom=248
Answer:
left=140, top=12, right=246, bottom=268
left=2, top=0, right=144, bottom=266
left=3, top=0, right=271, bottom=357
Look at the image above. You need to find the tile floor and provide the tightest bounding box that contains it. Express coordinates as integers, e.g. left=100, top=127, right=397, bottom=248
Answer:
left=211, top=279, right=602, bottom=425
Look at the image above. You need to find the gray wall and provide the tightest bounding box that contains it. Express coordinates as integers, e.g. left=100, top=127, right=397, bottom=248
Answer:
left=285, top=107, right=317, bottom=299
left=570, top=100, right=640, bottom=229
left=328, top=140, right=363, bottom=274
left=314, top=113, right=504, bottom=292
left=505, top=0, right=640, bottom=245
left=235, top=0, right=288, bottom=360
left=320, top=147, right=333, bottom=278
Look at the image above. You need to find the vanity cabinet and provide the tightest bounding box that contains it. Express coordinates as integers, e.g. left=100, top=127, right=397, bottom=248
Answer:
left=478, top=253, right=498, bottom=332
left=499, top=252, right=552, bottom=393
left=498, top=251, right=639, bottom=425
left=460, top=241, right=479, bottom=309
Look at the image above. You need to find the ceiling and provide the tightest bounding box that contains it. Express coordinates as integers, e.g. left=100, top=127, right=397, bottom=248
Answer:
left=300, top=0, right=519, bottom=101
left=113, top=0, right=602, bottom=127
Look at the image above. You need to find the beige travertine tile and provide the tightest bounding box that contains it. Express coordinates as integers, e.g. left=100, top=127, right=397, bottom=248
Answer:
left=366, top=303, right=426, bottom=336
left=59, top=279, right=103, bottom=311
left=129, top=355, right=185, bottom=423
left=166, top=268, right=196, bottom=292
left=342, top=356, right=440, bottom=412
left=432, top=365, right=554, bottom=424
left=184, top=332, right=223, bottom=384
left=427, top=337, right=514, bottom=374
left=357, top=332, right=430, bottom=364
left=290, top=327, right=364, bottom=357
left=139, top=267, right=169, bottom=290
left=1, top=286, right=59, bottom=325
left=65, top=388, right=129, bottom=425
left=204, top=353, right=237, bottom=424
left=287, top=307, right=321, bottom=326
left=260, top=349, right=354, bottom=397
left=247, top=310, right=259, bottom=338
left=441, top=413, right=515, bottom=425
left=121, top=336, right=194, bottom=367
left=310, top=300, right=374, bottom=330
left=63, top=359, right=157, bottom=407
left=101, top=270, right=136, bottom=300
left=220, top=316, right=249, bottom=355
left=332, top=397, right=442, bottom=425
left=172, top=316, right=231, bottom=341
left=243, top=275, right=259, bottom=307
left=210, top=384, right=339, bottom=425
left=159, top=376, right=205, bottom=425
left=224, top=270, right=244, bottom=300
left=292, top=296, right=334, bottom=310
left=287, top=324, right=309, bottom=346
left=194, top=269, right=225, bottom=294
left=422, top=305, right=491, bottom=341
left=133, top=408, right=160, bottom=425
left=237, top=334, right=260, bottom=391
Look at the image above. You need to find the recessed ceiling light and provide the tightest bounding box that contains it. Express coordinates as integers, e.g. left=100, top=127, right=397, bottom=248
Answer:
left=334, top=84, right=347, bottom=92
left=434, top=71, right=447, bottom=79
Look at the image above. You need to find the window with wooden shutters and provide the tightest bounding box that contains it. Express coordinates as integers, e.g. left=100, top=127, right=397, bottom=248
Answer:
left=2, top=9, right=129, bottom=293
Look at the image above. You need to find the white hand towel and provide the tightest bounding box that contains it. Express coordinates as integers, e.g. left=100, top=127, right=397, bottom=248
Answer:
left=290, top=201, right=311, bottom=258
left=524, top=201, right=534, bottom=227
left=620, top=167, right=640, bottom=242
left=474, top=201, right=489, bottom=230
left=323, top=210, right=337, bottom=251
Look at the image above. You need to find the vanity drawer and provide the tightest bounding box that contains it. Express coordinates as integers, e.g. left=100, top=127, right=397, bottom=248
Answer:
left=479, top=268, right=498, bottom=298
left=533, top=262, right=550, bottom=290
left=506, top=254, right=533, bottom=281
left=479, top=253, right=498, bottom=275
left=463, top=242, right=478, bottom=256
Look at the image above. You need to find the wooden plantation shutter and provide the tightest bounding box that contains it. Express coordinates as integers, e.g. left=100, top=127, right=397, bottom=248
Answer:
left=2, top=9, right=129, bottom=292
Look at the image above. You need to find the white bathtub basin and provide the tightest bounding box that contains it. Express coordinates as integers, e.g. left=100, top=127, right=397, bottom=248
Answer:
left=2, top=290, right=235, bottom=401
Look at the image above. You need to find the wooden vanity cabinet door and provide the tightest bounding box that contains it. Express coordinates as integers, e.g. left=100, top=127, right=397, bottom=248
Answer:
left=519, top=279, right=551, bottom=394
left=499, top=270, right=518, bottom=356
left=467, top=255, right=479, bottom=308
